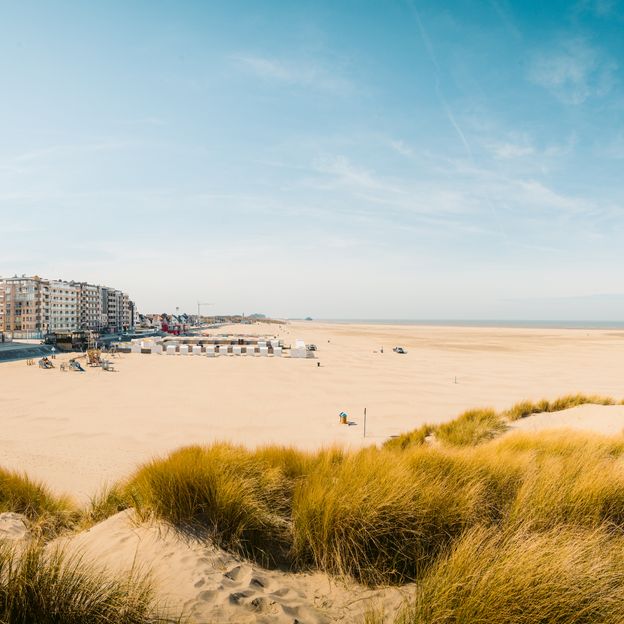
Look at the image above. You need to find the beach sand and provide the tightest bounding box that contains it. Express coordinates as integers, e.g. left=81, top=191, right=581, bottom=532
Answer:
left=1, top=321, right=624, bottom=500
left=3, top=320, right=624, bottom=622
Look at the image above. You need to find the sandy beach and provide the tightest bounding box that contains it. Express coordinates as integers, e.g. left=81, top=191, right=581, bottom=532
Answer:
left=1, top=321, right=624, bottom=500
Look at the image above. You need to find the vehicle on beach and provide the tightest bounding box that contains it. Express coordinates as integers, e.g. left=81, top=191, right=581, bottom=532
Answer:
left=393, top=346, right=407, bottom=354
left=307, top=344, right=317, bottom=351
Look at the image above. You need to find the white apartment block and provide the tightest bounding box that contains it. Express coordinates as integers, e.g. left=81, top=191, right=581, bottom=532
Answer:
left=47, top=281, right=78, bottom=333
left=0, top=274, right=135, bottom=337
left=71, top=282, right=103, bottom=331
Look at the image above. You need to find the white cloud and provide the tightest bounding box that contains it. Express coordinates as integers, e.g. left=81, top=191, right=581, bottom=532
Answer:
left=488, top=141, right=535, bottom=159
left=232, top=54, right=352, bottom=93
left=528, top=37, right=617, bottom=104
left=390, top=139, right=414, bottom=157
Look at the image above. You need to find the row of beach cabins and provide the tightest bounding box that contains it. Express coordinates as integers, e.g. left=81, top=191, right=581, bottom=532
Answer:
left=120, top=336, right=313, bottom=359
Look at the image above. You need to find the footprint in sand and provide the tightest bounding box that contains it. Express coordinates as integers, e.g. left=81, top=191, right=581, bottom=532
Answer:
left=198, top=589, right=220, bottom=602
left=250, top=575, right=269, bottom=589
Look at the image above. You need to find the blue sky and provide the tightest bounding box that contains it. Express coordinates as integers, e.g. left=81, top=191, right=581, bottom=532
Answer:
left=1, top=0, right=623, bottom=318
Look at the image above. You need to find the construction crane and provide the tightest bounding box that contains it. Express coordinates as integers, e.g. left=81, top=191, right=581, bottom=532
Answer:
left=197, top=302, right=213, bottom=324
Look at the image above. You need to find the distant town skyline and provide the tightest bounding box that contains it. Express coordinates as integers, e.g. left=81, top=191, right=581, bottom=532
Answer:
left=1, top=1, right=623, bottom=319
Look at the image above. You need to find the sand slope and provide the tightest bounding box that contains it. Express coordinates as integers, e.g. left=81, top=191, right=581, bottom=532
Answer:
left=58, top=510, right=409, bottom=624
left=508, top=404, right=624, bottom=436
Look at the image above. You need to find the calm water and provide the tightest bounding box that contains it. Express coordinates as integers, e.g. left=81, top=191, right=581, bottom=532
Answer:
left=312, top=319, right=624, bottom=330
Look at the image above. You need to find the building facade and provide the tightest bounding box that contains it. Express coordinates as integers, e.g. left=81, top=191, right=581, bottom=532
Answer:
left=0, top=274, right=135, bottom=338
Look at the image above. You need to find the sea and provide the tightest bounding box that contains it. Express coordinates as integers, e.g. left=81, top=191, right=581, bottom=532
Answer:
left=313, top=320, right=624, bottom=330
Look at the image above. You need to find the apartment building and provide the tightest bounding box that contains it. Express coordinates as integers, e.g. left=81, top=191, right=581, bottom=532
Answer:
left=71, top=282, right=103, bottom=331
left=0, top=274, right=136, bottom=338
left=0, top=275, right=48, bottom=338
left=47, top=280, right=78, bottom=333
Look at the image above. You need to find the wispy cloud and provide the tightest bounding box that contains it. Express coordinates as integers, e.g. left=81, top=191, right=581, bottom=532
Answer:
left=12, top=140, right=136, bottom=163
left=528, top=37, right=617, bottom=104
left=231, top=54, right=353, bottom=93
left=487, top=140, right=534, bottom=160
left=312, top=155, right=403, bottom=193
left=389, top=139, right=414, bottom=158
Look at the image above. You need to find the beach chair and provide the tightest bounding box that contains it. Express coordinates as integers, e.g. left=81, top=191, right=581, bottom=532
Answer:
left=69, top=359, right=85, bottom=372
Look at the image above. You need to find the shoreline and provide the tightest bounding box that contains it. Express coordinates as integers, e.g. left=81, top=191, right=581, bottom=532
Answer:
left=311, top=319, right=624, bottom=330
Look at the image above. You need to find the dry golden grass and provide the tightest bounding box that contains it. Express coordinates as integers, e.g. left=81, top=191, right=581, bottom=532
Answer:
left=5, top=394, right=624, bottom=622
left=0, top=542, right=173, bottom=624
left=0, top=467, right=77, bottom=536
left=396, top=524, right=624, bottom=624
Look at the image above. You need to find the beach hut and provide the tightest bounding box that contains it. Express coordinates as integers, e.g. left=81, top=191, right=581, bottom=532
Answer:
left=192, top=345, right=202, bottom=356
left=219, top=345, right=229, bottom=356
left=273, top=347, right=282, bottom=357
left=233, top=345, right=242, bottom=356
left=131, top=342, right=142, bottom=354
left=152, top=345, right=163, bottom=355
left=244, top=346, right=254, bottom=356
left=290, top=347, right=307, bottom=358
left=166, top=345, right=176, bottom=355
left=259, top=346, right=269, bottom=357
left=205, top=346, right=216, bottom=357
left=179, top=345, right=190, bottom=355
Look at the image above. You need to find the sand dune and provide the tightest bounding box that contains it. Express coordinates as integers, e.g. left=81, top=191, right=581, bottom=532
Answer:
left=57, top=510, right=409, bottom=624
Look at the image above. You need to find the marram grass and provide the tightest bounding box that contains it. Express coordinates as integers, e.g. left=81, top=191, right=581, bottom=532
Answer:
left=395, top=524, right=624, bottom=624
left=4, top=393, right=624, bottom=623
left=0, top=467, right=78, bottom=536
left=0, top=542, right=173, bottom=624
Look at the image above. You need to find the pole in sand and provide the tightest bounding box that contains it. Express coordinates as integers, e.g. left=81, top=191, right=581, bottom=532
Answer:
left=363, top=407, right=367, bottom=438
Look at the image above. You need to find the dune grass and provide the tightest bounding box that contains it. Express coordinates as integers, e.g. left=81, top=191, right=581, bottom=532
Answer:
left=505, top=393, right=619, bottom=420
left=385, top=392, right=622, bottom=451
left=0, top=542, right=172, bottom=624
left=396, top=524, right=624, bottom=624
left=435, top=408, right=507, bottom=446
left=0, top=467, right=78, bottom=536
left=383, top=424, right=433, bottom=450
left=123, top=444, right=293, bottom=565
left=383, top=408, right=506, bottom=450
left=5, top=393, right=624, bottom=622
